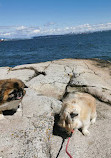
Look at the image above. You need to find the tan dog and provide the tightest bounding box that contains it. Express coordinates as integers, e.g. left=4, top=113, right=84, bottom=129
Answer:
left=0, top=78, right=27, bottom=119
left=58, top=92, right=96, bottom=136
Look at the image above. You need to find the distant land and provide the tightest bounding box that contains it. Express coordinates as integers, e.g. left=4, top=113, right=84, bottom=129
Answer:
left=1, top=29, right=111, bottom=41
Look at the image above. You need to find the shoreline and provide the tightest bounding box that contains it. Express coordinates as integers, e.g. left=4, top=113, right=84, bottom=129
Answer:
left=1, top=57, right=111, bottom=68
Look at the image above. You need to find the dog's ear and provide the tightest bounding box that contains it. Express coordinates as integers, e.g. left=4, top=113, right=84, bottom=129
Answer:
left=65, top=113, right=72, bottom=124
left=70, top=112, right=78, bottom=118
left=59, top=103, right=67, bottom=117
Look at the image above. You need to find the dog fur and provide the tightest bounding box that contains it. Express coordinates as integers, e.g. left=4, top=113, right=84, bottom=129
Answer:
left=58, top=92, right=97, bottom=136
left=0, top=78, right=27, bottom=119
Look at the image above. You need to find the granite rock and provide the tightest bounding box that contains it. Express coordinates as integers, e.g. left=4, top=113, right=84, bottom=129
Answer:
left=0, top=59, right=110, bottom=158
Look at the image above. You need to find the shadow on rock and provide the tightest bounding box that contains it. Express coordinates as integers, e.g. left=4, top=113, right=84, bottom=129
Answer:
left=53, top=114, right=74, bottom=158
left=3, top=109, right=17, bottom=116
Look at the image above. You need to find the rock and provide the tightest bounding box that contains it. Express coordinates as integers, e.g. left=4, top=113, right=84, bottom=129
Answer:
left=22, top=88, right=62, bottom=118
left=0, top=67, right=10, bottom=79
left=0, top=58, right=111, bottom=158
left=27, top=63, right=71, bottom=100
left=13, top=61, right=52, bottom=72
left=0, top=88, right=62, bottom=158
left=0, top=100, right=21, bottom=111
left=0, top=67, right=35, bottom=83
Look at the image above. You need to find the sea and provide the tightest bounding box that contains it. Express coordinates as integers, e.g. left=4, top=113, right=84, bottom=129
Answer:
left=0, top=30, right=111, bottom=67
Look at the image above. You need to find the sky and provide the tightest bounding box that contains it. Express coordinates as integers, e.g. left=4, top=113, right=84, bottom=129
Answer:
left=0, top=0, right=111, bottom=38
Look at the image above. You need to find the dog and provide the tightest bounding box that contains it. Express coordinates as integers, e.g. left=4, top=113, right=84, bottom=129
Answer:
left=58, top=92, right=97, bottom=136
left=0, top=78, right=27, bottom=119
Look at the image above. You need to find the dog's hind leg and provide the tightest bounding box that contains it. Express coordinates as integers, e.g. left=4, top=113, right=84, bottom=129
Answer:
left=82, top=115, right=91, bottom=136
left=91, top=112, right=97, bottom=124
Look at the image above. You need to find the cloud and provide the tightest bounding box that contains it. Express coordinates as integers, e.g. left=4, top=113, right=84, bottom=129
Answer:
left=32, top=29, right=40, bottom=33
left=1, top=32, right=12, bottom=36
left=44, top=22, right=56, bottom=27
left=0, top=26, right=41, bottom=38
left=16, top=26, right=26, bottom=31
left=0, top=22, right=111, bottom=38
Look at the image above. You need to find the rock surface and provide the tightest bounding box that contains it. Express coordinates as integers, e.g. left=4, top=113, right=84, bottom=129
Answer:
left=0, top=58, right=111, bottom=158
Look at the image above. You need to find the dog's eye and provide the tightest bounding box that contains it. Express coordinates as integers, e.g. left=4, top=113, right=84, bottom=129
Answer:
left=9, top=90, right=16, bottom=96
left=70, top=112, right=78, bottom=118
left=9, top=93, right=15, bottom=97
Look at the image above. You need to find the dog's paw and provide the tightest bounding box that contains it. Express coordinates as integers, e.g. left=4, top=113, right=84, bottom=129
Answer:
left=91, top=118, right=96, bottom=124
left=0, top=114, right=5, bottom=120
left=82, top=129, right=90, bottom=136
left=17, top=108, right=22, bottom=112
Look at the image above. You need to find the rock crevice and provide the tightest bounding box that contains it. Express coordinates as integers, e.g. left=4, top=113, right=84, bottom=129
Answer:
left=11, top=66, right=46, bottom=82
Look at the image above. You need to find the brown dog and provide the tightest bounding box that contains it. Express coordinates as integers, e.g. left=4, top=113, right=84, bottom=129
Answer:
left=0, top=78, right=27, bottom=119
left=58, top=92, right=97, bottom=136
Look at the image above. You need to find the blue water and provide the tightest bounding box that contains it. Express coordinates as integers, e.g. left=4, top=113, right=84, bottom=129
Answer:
left=0, top=30, right=111, bottom=67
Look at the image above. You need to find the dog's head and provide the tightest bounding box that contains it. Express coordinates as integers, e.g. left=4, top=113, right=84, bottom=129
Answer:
left=58, top=100, right=79, bottom=133
left=0, top=79, right=28, bottom=104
